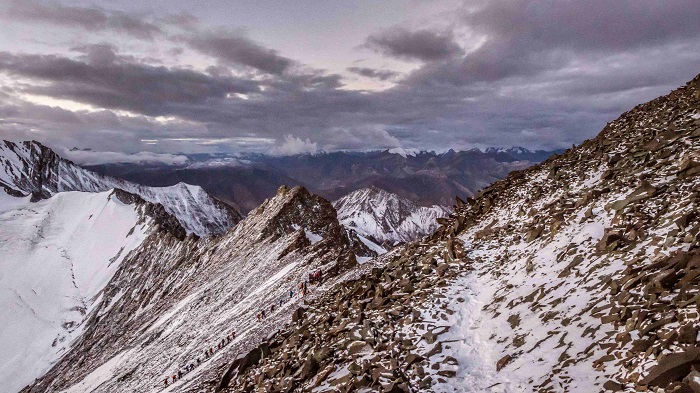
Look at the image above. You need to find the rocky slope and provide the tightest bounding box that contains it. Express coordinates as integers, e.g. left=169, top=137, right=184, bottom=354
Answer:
left=21, top=186, right=374, bottom=393
left=333, top=187, right=449, bottom=248
left=0, top=188, right=185, bottom=393
left=0, top=140, right=241, bottom=236
left=217, top=74, right=700, bottom=392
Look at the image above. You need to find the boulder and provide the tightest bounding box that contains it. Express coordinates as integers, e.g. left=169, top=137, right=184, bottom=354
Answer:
left=641, top=348, right=700, bottom=387
left=496, top=354, right=513, bottom=371
left=602, top=380, right=624, bottom=391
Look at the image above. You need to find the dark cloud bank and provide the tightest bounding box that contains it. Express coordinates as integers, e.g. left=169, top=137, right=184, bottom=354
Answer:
left=1, top=0, right=699, bottom=154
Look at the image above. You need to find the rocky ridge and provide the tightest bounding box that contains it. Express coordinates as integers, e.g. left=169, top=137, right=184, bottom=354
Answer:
left=0, top=140, right=241, bottom=236
left=217, top=74, right=700, bottom=392
left=22, top=186, right=373, bottom=393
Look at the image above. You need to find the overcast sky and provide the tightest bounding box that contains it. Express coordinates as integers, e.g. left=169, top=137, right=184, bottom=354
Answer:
left=0, top=0, right=698, bottom=157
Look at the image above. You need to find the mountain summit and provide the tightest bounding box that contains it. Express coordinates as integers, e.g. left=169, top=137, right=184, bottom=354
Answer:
left=333, top=186, right=449, bottom=248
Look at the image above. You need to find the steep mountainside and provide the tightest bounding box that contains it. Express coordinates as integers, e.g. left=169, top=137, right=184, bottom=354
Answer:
left=333, top=187, right=449, bottom=247
left=22, top=186, right=374, bottom=393
left=218, top=75, right=700, bottom=392
left=85, top=148, right=559, bottom=213
left=0, top=141, right=241, bottom=236
left=0, top=188, right=185, bottom=393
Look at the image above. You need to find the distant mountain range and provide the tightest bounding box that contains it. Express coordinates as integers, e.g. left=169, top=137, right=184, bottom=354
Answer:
left=85, top=147, right=562, bottom=214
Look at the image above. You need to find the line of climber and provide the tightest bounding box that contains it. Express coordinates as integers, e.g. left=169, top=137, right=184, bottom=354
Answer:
left=255, top=269, right=324, bottom=322
left=162, top=331, right=236, bottom=387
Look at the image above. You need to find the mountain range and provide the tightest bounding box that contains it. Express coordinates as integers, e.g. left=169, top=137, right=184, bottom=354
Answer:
left=2, top=73, right=699, bottom=393
left=84, top=147, right=561, bottom=214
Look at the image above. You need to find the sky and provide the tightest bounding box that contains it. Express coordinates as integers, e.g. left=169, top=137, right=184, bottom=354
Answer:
left=0, top=0, right=699, bottom=160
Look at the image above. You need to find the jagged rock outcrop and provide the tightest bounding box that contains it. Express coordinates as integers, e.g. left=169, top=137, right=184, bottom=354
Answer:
left=0, top=140, right=241, bottom=236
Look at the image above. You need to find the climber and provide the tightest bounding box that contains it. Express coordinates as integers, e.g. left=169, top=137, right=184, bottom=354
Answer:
left=164, top=377, right=168, bottom=386
left=261, top=309, right=266, bottom=319
left=289, top=289, right=294, bottom=298
left=172, top=375, right=177, bottom=383
left=257, top=313, right=261, bottom=321
left=232, top=331, right=236, bottom=339
left=178, top=370, right=182, bottom=379
left=270, top=303, right=275, bottom=312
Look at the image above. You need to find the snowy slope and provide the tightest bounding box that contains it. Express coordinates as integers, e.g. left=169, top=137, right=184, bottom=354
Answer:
left=417, top=75, right=700, bottom=391
left=333, top=186, right=449, bottom=246
left=0, top=190, right=151, bottom=393
left=0, top=141, right=241, bottom=236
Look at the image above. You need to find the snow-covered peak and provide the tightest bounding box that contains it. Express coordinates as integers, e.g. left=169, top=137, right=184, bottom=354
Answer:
left=0, top=140, right=241, bottom=236
left=387, top=147, right=420, bottom=158
left=483, top=146, right=534, bottom=154
left=333, top=186, right=449, bottom=247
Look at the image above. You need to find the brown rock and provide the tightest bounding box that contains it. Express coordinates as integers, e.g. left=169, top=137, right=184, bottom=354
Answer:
left=603, top=380, right=624, bottom=391
left=496, top=354, right=512, bottom=371
left=436, top=264, right=449, bottom=277
left=641, top=348, right=700, bottom=387
left=437, top=370, right=457, bottom=378
left=679, top=324, right=698, bottom=345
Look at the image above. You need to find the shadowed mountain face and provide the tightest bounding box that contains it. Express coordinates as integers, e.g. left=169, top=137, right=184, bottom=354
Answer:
left=85, top=148, right=561, bottom=213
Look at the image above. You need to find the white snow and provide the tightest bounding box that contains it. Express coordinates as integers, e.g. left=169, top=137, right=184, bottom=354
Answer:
left=304, top=229, right=323, bottom=244
left=0, top=189, right=31, bottom=214
left=61, top=349, right=136, bottom=393
left=0, top=191, right=149, bottom=392
left=357, top=234, right=387, bottom=254
left=387, top=147, right=419, bottom=157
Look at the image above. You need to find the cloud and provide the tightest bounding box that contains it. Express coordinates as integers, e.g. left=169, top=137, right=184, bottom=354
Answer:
left=365, top=27, right=464, bottom=62
left=63, top=149, right=189, bottom=165
left=321, top=126, right=401, bottom=151
left=347, top=67, right=399, bottom=81
left=7, top=1, right=162, bottom=40
left=1, top=0, right=700, bottom=154
left=185, top=31, right=294, bottom=75
left=269, top=135, right=318, bottom=156
left=0, top=50, right=260, bottom=117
